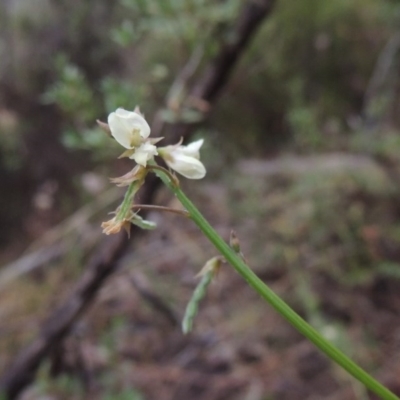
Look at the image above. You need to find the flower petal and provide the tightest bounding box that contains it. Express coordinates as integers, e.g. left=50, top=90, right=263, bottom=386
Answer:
left=118, top=109, right=151, bottom=139
left=115, top=108, right=134, bottom=117
left=181, top=139, right=204, bottom=159
left=166, top=154, right=206, bottom=179
left=108, top=111, right=135, bottom=149
left=130, top=142, right=158, bottom=166
left=108, top=108, right=151, bottom=150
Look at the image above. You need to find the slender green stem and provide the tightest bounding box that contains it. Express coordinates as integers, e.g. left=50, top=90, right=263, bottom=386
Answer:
left=116, top=180, right=141, bottom=221
left=155, top=169, right=398, bottom=400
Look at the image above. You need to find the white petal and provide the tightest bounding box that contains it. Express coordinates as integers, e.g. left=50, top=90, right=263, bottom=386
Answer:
left=166, top=154, right=206, bottom=179
left=108, top=111, right=135, bottom=149
left=130, top=142, right=158, bottom=166
left=108, top=108, right=151, bottom=150
left=121, top=110, right=151, bottom=139
left=115, top=108, right=134, bottom=117
left=181, top=139, right=204, bottom=159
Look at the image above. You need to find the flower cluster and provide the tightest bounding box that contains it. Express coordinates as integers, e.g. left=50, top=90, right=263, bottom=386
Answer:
left=101, top=107, right=206, bottom=236
left=107, top=108, right=206, bottom=179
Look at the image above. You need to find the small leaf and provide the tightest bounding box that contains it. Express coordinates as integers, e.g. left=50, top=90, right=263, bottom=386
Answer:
left=130, top=215, right=157, bottom=230
left=182, top=270, right=213, bottom=335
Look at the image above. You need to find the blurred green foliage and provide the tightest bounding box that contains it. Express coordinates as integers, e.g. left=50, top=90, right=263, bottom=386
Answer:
left=114, top=0, right=241, bottom=47
left=2, top=0, right=399, bottom=168
left=42, top=55, right=99, bottom=123
left=33, top=361, right=145, bottom=400
left=37, top=0, right=243, bottom=165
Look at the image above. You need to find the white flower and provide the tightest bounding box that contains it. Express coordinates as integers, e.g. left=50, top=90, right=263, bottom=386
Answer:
left=107, top=107, right=160, bottom=167
left=108, top=108, right=151, bottom=149
left=130, top=142, right=158, bottom=166
left=158, top=139, right=206, bottom=179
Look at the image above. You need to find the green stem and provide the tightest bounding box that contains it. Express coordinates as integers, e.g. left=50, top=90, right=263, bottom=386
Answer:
left=156, top=170, right=398, bottom=400
left=116, top=180, right=141, bottom=221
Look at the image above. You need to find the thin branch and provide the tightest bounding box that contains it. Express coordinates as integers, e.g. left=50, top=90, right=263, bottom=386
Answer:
left=131, top=204, right=189, bottom=217
left=128, top=271, right=180, bottom=327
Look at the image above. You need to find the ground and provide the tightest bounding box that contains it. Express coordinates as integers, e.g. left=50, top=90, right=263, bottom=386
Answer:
left=2, top=153, right=400, bottom=400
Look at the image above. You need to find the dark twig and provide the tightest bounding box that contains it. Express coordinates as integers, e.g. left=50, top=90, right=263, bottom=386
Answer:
left=191, top=0, right=275, bottom=103
left=0, top=1, right=276, bottom=398
left=151, top=0, right=276, bottom=141
left=128, top=272, right=180, bottom=327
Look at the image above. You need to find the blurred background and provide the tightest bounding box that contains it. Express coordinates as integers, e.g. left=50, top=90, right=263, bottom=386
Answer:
left=1, top=0, right=400, bottom=399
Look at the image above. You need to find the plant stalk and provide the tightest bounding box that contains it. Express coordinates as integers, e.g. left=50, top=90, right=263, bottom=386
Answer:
left=156, top=168, right=398, bottom=400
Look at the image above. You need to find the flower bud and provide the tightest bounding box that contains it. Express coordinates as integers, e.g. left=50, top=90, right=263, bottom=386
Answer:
left=158, top=139, right=206, bottom=179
